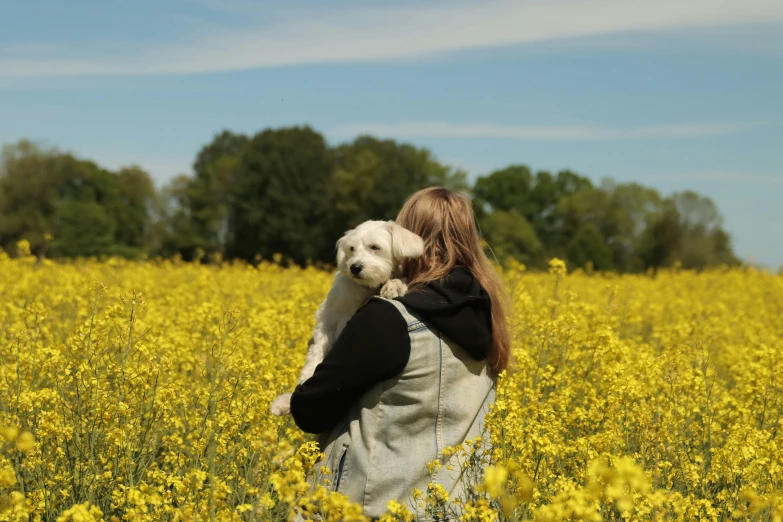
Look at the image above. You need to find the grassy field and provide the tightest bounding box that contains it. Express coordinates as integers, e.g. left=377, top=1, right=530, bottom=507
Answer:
left=1, top=246, right=782, bottom=521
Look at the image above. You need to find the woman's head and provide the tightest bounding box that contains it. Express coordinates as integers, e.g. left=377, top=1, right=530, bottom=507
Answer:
left=396, top=187, right=511, bottom=373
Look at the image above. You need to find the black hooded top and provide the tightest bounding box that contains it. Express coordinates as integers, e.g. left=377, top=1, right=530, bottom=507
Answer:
left=290, top=267, right=493, bottom=434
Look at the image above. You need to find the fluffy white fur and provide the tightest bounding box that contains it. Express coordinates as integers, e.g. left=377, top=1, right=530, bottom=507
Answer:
left=269, top=220, right=425, bottom=416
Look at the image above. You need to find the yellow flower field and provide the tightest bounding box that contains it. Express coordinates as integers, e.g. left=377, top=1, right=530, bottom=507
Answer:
left=1, top=247, right=782, bottom=521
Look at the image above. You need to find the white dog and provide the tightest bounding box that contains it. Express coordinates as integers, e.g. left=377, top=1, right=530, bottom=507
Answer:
left=269, top=220, right=425, bottom=416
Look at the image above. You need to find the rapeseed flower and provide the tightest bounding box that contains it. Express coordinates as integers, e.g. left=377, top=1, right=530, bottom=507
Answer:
left=0, top=254, right=781, bottom=520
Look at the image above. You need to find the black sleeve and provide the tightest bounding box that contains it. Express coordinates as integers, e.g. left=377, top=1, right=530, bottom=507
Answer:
left=290, top=299, right=410, bottom=434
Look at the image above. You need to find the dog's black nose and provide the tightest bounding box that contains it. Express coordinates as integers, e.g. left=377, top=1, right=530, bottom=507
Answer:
left=350, top=263, right=363, bottom=276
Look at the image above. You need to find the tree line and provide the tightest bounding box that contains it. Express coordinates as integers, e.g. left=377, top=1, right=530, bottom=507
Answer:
left=0, top=127, right=738, bottom=271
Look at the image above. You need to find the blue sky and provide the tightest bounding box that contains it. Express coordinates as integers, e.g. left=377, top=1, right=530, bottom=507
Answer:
left=2, top=0, right=782, bottom=268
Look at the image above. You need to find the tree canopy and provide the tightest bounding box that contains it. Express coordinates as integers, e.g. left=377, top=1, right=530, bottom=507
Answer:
left=0, top=129, right=740, bottom=272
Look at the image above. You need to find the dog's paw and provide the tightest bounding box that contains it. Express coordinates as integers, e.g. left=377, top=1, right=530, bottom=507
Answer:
left=380, top=278, right=408, bottom=299
left=270, top=393, right=292, bottom=416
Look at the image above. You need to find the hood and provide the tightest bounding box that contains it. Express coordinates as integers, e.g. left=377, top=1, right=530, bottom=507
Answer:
left=398, top=266, right=492, bottom=361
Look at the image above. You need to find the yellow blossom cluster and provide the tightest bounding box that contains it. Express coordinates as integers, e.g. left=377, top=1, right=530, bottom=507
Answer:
left=1, top=250, right=782, bottom=521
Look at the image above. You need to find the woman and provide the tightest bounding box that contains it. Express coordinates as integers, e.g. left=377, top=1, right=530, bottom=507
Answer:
left=290, top=187, right=511, bottom=518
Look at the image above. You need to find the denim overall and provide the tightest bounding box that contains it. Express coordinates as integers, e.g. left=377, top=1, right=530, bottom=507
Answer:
left=315, top=296, right=496, bottom=518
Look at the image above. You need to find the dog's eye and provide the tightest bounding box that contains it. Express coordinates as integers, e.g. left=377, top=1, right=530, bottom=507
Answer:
left=370, top=245, right=381, bottom=251
left=349, top=246, right=355, bottom=252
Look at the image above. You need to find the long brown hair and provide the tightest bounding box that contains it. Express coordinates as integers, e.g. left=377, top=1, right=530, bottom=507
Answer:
left=396, top=187, right=511, bottom=374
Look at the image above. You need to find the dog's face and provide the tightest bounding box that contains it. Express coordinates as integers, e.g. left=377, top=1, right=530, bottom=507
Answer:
left=336, top=220, right=424, bottom=288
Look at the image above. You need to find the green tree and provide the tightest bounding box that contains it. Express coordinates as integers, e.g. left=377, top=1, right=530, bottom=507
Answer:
left=1, top=139, right=155, bottom=259
left=530, top=170, right=593, bottom=251
left=328, top=136, right=468, bottom=236
left=49, top=200, right=116, bottom=257
left=226, top=126, right=334, bottom=264
left=559, top=181, right=664, bottom=271
left=109, top=166, right=156, bottom=255
left=1, top=135, right=740, bottom=271
left=637, top=204, right=683, bottom=270
left=152, top=174, right=201, bottom=259
left=189, top=130, right=250, bottom=255
left=667, top=191, right=738, bottom=269
left=566, top=223, right=614, bottom=271
left=709, top=228, right=738, bottom=266
left=0, top=140, right=60, bottom=255
left=473, top=165, right=593, bottom=267
left=479, top=210, right=542, bottom=265
left=472, top=165, right=533, bottom=220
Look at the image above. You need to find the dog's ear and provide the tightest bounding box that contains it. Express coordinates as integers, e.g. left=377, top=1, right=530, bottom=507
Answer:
left=335, top=234, right=348, bottom=266
left=386, top=221, right=424, bottom=259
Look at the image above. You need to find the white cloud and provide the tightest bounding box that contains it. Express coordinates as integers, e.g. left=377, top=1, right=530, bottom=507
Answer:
left=2, top=0, right=783, bottom=78
left=330, top=121, right=757, bottom=141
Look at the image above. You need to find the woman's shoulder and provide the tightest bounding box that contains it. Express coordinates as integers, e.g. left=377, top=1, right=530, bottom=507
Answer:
left=367, top=293, right=429, bottom=324
left=350, top=296, right=409, bottom=330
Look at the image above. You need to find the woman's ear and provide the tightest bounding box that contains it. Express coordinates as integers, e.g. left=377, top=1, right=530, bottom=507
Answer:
left=387, top=221, right=424, bottom=259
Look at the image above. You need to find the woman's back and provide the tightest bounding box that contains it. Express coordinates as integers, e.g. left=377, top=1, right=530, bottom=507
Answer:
left=316, top=292, right=495, bottom=517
